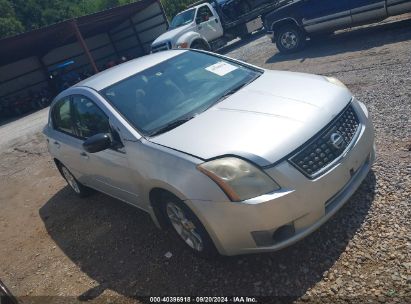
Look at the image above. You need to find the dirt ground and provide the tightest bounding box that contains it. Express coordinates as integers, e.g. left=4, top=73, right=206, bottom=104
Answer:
left=1, top=14, right=410, bottom=304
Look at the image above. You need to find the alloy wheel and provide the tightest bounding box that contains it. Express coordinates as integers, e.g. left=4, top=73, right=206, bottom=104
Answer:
left=61, top=167, right=81, bottom=194
left=166, top=202, right=204, bottom=252
left=280, top=31, right=298, bottom=49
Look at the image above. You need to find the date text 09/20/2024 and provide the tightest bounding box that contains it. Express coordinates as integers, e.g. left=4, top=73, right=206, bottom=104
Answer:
left=149, top=297, right=258, bottom=303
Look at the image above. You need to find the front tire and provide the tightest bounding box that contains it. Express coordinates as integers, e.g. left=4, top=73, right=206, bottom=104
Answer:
left=190, top=41, right=208, bottom=51
left=275, top=24, right=306, bottom=53
left=161, top=195, right=218, bottom=258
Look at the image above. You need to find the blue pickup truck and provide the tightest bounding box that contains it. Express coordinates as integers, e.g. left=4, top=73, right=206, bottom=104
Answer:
left=264, top=0, right=411, bottom=53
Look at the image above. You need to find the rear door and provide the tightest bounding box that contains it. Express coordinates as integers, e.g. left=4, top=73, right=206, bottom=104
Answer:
left=196, top=4, right=224, bottom=41
left=350, top=0, right=387, bottom=25
left=49, top=96, right=89, bottom=185
left=301, top=0, right=352, bottom=33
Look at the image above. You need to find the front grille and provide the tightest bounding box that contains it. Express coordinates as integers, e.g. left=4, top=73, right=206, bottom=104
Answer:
left=151, top=42, right=171, bottom=53
left=289, top=104, right=360, bottom=178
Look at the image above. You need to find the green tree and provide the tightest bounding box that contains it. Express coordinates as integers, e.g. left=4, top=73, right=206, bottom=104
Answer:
left=1, top=0, right=200, bottom=39
left=160, top=0, right=199, bottom=20
left=101, top=0, right=121, bottom=9
left=0, top=0, right=24, bottom=38
left=41, top=0, right=83, bottom=26
left=11, top=0, right=44, bottom=30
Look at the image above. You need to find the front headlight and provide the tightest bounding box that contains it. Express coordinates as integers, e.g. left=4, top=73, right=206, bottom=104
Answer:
left=325, top=76, right=347, bottom=89
left=177, top=42, right=189, bottom=49
left=357, top=100, right=369, bottom=118
left=197, top=157, right=280, bottom=202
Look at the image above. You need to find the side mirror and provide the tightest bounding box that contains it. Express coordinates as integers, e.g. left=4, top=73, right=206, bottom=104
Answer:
left=83, top=133, right=112, bottom=153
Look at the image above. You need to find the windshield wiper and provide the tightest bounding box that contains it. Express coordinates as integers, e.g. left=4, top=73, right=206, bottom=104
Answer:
left=149, top=116, right=194, bottom=137
left=219, top=74, right=262, bottom=101
left=203, top=76, right=260, bottom=112
left=219, top=82, right=249, bottom=101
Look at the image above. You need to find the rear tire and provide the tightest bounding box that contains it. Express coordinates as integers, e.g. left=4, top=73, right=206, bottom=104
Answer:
left=160, top=193, right=219, bottom=259
left=275, top=24, right=306, bottom=53
left=58, top=163, right=91, bottom=197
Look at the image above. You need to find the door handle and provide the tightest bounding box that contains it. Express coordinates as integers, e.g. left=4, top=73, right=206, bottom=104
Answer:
left=53, top=141, right=60, bottom=148
left=80, top=152, right=89, bottom=160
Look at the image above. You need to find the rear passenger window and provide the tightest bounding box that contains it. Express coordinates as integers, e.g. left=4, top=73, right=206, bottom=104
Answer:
left=53, top=98, right=74, bottom=135
left=72, top=95, right=110, bottom=139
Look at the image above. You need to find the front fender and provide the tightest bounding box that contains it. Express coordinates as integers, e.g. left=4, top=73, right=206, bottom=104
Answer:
left=142, top=165, right=228, bottom=229
left=127, top=139, right=229, bottom=206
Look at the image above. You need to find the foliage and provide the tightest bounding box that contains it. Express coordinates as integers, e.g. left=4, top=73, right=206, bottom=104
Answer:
left=0, top=0, right=24, bottom=38
left=160, top=0, right=199, bottom=20
left=0, top=0, right=199, bottom=39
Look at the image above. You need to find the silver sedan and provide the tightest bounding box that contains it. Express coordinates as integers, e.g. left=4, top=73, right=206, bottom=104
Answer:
left=44, top=50, right=375, bottom=257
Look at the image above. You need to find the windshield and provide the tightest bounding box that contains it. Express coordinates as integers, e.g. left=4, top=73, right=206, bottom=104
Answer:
left=101, top=51, right=262, bottom=136
left=170, top=9, right=195, bottom=29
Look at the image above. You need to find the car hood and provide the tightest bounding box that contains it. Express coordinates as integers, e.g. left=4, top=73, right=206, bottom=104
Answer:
left=150, top=70, right=353, bottom=166
left=152, top=24, right=193, bottom=46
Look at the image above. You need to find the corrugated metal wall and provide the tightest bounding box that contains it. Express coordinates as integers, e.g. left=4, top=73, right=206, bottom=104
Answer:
left=0, top=1, right=167, bottom=107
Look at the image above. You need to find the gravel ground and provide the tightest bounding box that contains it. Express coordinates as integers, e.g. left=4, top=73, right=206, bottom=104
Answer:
left=0, top=14, right=410, bottom=304
left=0, top=107, right=49, bottom=151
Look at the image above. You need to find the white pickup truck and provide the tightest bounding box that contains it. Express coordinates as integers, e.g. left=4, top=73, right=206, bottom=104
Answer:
left=151, top=0, right=283, bottom=52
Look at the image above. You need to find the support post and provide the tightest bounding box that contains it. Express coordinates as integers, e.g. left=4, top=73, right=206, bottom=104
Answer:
left=70, top=20, right=99, bottom=74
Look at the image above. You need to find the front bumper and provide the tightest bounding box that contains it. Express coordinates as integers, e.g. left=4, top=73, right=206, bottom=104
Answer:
left=187, top=101, right=375, bottom=256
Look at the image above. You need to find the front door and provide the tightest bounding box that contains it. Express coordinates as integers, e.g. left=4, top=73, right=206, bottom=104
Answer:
left=301, top=0, right=352, bottom=33
left=71, top=95, right=140, bottom=205
left=196, top=4, right=224, bottom=41
left=350, top=0, right=387, bottom=25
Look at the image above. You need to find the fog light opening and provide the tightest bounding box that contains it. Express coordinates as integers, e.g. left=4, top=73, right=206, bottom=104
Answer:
left=272, top=224, right=295, bottom=244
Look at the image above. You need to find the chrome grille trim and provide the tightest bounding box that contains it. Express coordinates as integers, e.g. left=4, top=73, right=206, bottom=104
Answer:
left=289, top=103, right=361, bottom=179
left=151, top=42, right=171, bottom=53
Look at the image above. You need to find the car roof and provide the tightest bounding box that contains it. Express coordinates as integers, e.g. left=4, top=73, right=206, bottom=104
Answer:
left=74, top=49, right=186, bottom=91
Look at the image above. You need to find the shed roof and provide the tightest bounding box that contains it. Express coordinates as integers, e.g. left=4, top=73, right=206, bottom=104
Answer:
left=0, top=0, right=159, bottom=66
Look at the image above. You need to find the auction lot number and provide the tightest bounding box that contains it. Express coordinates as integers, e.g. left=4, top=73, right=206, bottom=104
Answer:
left=150, top=297, right=257, bottom=303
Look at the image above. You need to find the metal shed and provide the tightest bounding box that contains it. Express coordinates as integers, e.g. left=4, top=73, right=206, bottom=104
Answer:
left=0, top=0, right=168, bottom=117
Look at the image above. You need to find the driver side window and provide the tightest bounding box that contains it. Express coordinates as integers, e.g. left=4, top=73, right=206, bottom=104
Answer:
left=197, top=5, right=213, bottom=23
left=71, top=95, right=110, bottom=139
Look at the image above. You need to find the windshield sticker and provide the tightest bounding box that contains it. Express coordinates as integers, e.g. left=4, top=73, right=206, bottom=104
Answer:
left=206, top=61, right=238, bottom=76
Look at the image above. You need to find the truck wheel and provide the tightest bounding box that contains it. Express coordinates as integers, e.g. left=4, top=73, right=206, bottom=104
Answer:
left=275, top=24, right=306, bottom=53
left=191, top=41, right=209, bottom=51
